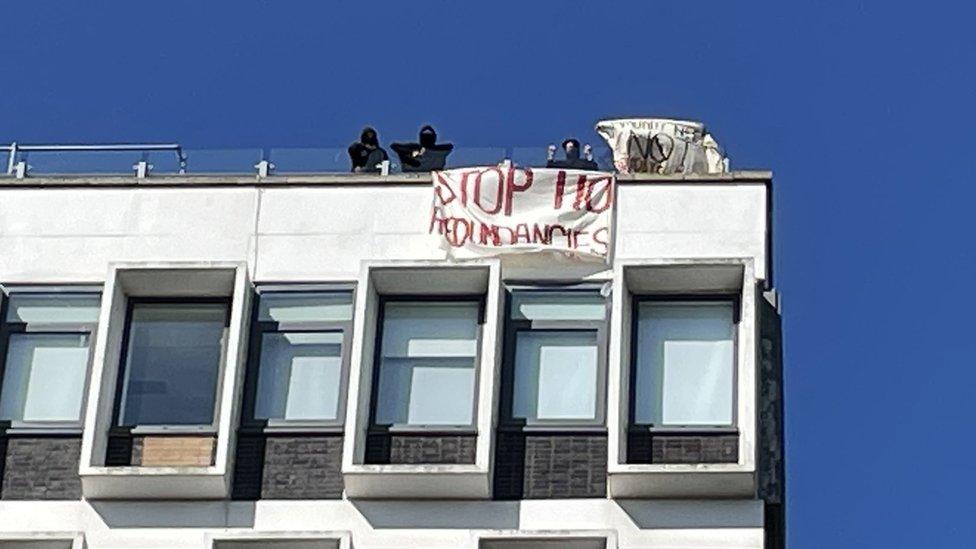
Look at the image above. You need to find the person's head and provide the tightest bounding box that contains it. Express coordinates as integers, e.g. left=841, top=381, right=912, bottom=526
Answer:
left=360, top=127, right=379, bottom=148
left=562, top=138, right=581, bottom=160
left=419, top=125, right=437, bottom=148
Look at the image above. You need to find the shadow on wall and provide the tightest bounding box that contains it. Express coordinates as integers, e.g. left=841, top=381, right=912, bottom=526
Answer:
left=615, top=500, right=763, bottom=529
left=350, top=500, right=520, bottom=530
left=89, top=501, right=256, bottom=528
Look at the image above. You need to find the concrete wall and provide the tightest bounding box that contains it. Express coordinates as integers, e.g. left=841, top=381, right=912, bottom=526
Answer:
left=0, top=181, right=768, bottom=283
left=0, top=499, right=765, bottom=549
left=0, top=175, right=775, bottom=548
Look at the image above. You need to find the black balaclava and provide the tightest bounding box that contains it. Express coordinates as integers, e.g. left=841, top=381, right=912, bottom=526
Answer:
left=419, top=125, right=437, bottom=148
left=562, top=138, right=581, bottom=160
left=361, top=127, right=379, bottom=148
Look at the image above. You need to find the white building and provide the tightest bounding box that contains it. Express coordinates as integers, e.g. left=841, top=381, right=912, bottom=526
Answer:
left=0, top=151, right=784, bottom=549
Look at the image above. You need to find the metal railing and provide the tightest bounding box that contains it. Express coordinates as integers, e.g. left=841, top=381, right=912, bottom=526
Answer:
left=1, top=142, right=615, bottom=178
left=3, top=143, right=187, bottom=177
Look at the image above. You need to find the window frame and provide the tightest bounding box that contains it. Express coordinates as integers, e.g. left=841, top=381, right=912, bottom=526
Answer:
left=110, top=296, right=232, bottom=434
left=240, top=285, right=356, bottom=434
left=628, top=293, right=740, bottom=433
left=0, top=288, right=100, bottom=433
left=499, top=286, right=610, bottom=430
left=367, top=294, right=486, bottom=434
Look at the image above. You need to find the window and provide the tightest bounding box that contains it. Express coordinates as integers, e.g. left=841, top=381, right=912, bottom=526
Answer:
left=116, top=299, right=229, bottom=427
left=214, top=541, right=340, bottom=549
left=372, top=300, right=481, bottom=428
left=504, top=291, right=607, bottom=425
left=245, top=291, right=353, bottom=427
left=633, top=300, right=736, bottom=426
left=0, top=292, right=100, bottom=426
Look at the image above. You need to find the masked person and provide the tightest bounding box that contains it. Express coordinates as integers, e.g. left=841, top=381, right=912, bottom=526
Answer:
left=391, top=125, right=454, bottom=172
left=547, top=138, right=599, bottom=170
left=348, top=127, right=389, bottom=173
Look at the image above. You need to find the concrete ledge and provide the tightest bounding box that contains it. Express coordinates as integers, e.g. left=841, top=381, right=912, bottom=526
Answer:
left=0, top=531, right=85, bottom=549
left=79, top=467, right=227, bottom=500
left=205, top=531, right=351, bottom=549
left=0, top=171, right=772, bottom=188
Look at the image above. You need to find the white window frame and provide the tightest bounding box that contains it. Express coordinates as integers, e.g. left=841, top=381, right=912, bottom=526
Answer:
left=79, top=261, right=251, bottom=500
left=606, top=258, right=758, bottom=499
left=342, top=259, right=502, bottom=499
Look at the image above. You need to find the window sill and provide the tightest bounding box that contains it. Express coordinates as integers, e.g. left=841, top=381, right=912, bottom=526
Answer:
left=126, top=425, right=218, bottom=436
left=631, top=425, right=738, bottom=435
left=371, top=425, right=478, bottom=436
left=2, top=425, right=84, bottom=436
left=239, top=424, right=344, bottom=436
left=497, top=424, right=607, bottom=434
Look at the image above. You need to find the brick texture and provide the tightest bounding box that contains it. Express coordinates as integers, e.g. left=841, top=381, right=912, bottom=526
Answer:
left=364, top=434, right=477, bottom=465
left=1, top=436, right=82, bottom=500
left=493, top=432, right=607, bottom=499
left=138, top=436, right=215, bottom=466
left=627, top=431, right=738, bottom=464
left=232, top=435, right=344, bottom=500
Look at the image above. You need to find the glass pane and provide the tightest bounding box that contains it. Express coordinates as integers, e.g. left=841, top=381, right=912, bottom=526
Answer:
left=257, top=292, right=353, bottom=323
left=216, top=541, right=339, bottom=549
left=510, top=291, right=606, bottom=321
left=375, top=357, right=476, bottom=426
left=634, top=302, right=734, bottom=425
left=254, top=332, right=343, bottom=421
left=118, top=303, right=227, bottom=426
left=380, top=302, right=479, bottom=358
left=5, top=294, right=101, bottom=324
left=374, top=301, right=479, bottom=426
left=513, top=331, right=599, bottom=421
left=0, top=333, right=90, bottom=422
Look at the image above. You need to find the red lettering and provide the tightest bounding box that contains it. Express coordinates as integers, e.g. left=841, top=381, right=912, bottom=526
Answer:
left=573, top=175, right=587, bottom=210
left=504, top=168, right=533, bottom=216
left=514, top=223, right=531, bottom=244
left=444, top=217, right=471, bottom=247
left=473, top=168, right=504, bottom=215
left=532, top=223, right=550, bottom=245
left=554, top=170, right=567, bottom=209
left=478, top=223, right=501, bottom=246
left=428, top=207, right=447, bottom=234
left=434, top=172, right=456, bottom=206
left=585, top=176, right=614, bottom=213
left=592, top=227, right=609, bottom=256
left=548, top=225, right=572, bottom=248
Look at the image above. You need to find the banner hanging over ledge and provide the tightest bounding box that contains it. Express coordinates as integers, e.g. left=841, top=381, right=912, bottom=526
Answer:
left=429, top=167, right=615, bottom=260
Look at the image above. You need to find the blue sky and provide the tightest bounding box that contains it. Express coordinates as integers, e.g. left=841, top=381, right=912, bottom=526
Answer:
left=2, top=1, right=974, bottom=547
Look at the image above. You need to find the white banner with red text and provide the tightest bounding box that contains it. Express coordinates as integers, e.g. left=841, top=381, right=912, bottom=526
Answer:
left=429, top=166, right=615, bottom=261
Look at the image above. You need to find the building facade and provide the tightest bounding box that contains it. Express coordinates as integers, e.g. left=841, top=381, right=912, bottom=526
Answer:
left=0, top=167, right=784, bottom=549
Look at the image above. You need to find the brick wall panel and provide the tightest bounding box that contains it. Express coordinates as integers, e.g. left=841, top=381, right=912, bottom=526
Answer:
left=1, top=437, right=82, bottom=500
left=365, top=434, right=476, bottom=465
left=493, top=433, right=606, bottom=500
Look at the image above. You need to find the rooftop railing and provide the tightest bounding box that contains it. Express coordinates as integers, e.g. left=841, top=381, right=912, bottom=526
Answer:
left=1, top=142, right=616, bottom=178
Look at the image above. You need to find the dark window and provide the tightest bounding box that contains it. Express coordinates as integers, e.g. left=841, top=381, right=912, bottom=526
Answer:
left=116, top=300, right=229, bottom=427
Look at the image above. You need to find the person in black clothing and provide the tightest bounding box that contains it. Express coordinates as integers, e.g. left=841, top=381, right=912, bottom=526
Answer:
left=391, top=125, right=455, bottom=172
left=547, top=138, right=599, bottom=170
left=348, top=127, right=389, bottom=173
